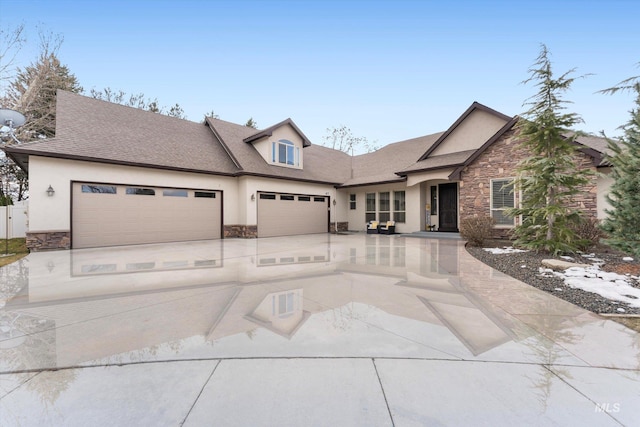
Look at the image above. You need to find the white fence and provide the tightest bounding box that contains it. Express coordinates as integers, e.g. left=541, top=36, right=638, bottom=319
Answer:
left=0, top=200, right=28, bottom=238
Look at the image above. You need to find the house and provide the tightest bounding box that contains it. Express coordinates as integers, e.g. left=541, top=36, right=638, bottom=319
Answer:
left=3, top=91, right=612, bottom=250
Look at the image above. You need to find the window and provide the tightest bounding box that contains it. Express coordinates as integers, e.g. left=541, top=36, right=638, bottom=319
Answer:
left=393, top=191, right=406, bottom=223
left=194, top=191, right=216, bottom=198
left=280, top=195, right=294, bottom=201
left=314, top=197, right=325, bottom=203
left=379, top=192, right=390, bottom=222
left=298, top=196, right=311, bottom=201
left=126, top=187, right=155, bottom=195
left=430, top=186, right=438, bottom=215
left=273, top=139, right=299, bottom=166
left=82, top=184, right=116, bottom=194
left=260, top=194, right=276, bottom=200
left=273, top=292, right=297, bottom=317
left=163, top=189, right=188, bottom=197
left=491, top=179, right=515, bottom=226
left=365, top=193, right=376, bottom=222
left=349, top=194, right=356, bottom=210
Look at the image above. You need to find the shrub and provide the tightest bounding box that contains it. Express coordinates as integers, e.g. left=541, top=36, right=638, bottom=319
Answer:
left=460, top=215, right=496, bottom=247
left=570, top=217, right=604, bottom=251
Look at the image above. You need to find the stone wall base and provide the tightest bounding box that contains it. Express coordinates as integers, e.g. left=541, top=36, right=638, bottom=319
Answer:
left=26, top=231, right=71, bottom=251
left=491, top=228, right=514, bottom=240
left=329, top=222, right=349, bottom=233
left=224, top=225, right=258, bottom=238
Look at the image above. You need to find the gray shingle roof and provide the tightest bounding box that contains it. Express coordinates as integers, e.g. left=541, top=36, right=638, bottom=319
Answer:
left=339, top=133, right=443, bottom=187
left=7, top=91, right=240, bottom=175
left=207, top=117, right=352, bottom=184
left=6, top=91, right=352, bottom=184
left=5, top=91, right=613, bottom=189
left=399, top=150, right=478, bottom=175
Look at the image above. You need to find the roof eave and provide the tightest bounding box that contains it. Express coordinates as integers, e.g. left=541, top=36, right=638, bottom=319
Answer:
left=243, top=118, right=312, bottom=147
left=338, top=177, right=407, bottom=189
left=397, top=162, right=466, bottom=177
left=236, top=171, right=343, bottom=186
left=6, top=150, right=238, bottom=177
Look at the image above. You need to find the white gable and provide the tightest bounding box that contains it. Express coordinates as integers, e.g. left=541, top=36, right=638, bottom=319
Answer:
left=251, top=124, right=305, bottom=169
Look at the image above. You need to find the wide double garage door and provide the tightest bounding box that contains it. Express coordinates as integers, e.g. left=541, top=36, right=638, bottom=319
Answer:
left=258, top=192, right=329, bottom=238
left=72, top=182, right=222, bottom=249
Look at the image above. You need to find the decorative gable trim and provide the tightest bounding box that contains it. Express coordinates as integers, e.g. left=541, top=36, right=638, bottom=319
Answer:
left=243, top=118, right=312, bottom=147
left=418, top=102, right=512, bottom=162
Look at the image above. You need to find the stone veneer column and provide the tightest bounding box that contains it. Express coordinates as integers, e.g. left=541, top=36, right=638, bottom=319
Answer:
left=26, top=231, right=71, bottom=251
left=223, top=225, right=258, bottom=238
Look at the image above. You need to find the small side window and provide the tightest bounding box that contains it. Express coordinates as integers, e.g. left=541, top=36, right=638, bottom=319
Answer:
left=126, top=187, right=155, bottom=196
left=163, top=189, right=188, bottom=197
left=280, top=195, right=295, bottom=201
left=349, top=194, right=356, bottom=210
left=195, top=192, right=216, bottom=198
left=298, top=196, right=311, bottom=201
left=314, top=197, right=325, bottom=203
left=82, top=184, right=116, bottom=194
left=260, top=194, right=276, bottom=200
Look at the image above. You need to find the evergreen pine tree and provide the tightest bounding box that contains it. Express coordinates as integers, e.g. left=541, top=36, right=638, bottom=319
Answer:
left=600, top=83, right=640, bottom=257
left=3, top=51, right=82, bottom=141
left=509, top=45, right=594, bottom=254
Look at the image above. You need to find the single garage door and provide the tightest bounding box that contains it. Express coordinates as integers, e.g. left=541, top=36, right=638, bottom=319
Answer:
left=257, top=192, right=329, bottom=238
left=72, top=182, right=222, bottom=249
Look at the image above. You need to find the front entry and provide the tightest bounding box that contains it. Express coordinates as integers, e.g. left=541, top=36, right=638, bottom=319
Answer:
left=438, top=183, right=458, bottom=232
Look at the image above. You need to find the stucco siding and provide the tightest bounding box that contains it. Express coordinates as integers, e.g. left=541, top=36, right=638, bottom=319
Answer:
left=430, top=110, right=507, bottom=156
left=342, top=183, right=420, bottom=233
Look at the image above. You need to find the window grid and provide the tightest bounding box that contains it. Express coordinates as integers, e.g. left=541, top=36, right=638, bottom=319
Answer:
left=393, top=191, right=406, bottom=223
left=379, top=192, right=390, bottom=222
left=349, top=194, right=356, bottom=210
left=491, top=179, right=515, bottom=226
left=365, top=193, right=376, bottom=222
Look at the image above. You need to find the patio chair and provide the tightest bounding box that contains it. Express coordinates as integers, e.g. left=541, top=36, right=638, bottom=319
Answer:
left=379, top=221, right=395, bottom=234
left=366, top=221, right=379, bottom=234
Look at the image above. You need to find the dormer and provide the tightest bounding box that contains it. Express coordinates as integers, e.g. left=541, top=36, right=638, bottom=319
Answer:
left=243, top=118, right=311, bottom=170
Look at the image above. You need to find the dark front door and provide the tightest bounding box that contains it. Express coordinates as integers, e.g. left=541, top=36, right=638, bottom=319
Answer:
left=438, top=183, right=458, bottom=232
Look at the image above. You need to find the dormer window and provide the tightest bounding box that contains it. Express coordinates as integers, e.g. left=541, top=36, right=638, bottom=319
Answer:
left=272, top=139, right=300, bottom=167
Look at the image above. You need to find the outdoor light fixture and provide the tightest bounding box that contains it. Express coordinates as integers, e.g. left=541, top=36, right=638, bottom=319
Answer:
left=251, top=193, right=255, bottom=201
left=46, top=185, right=55, bottom=197
left=332, top=199, right=337, bottom=206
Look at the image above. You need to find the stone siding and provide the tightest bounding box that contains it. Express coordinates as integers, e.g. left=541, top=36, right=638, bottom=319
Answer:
left=329, top=222, right=349, bottom=233
left=26, top=231, right=71, bottom=251
left=223, top=225, right=258, bottom=238
left=459, top=130, right=599, bottom=239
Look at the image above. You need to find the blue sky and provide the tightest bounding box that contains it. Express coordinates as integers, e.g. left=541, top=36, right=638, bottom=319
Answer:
left=1, top=0, right=638, bottom=152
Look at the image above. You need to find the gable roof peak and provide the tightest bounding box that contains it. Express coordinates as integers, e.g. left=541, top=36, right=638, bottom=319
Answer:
left=417, top=101, right=513, bottom=162
left=243, top=117, right=312, bottom=147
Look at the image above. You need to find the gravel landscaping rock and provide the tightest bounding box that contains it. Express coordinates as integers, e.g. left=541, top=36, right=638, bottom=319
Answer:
left=466, top=243, right=640, bottom=315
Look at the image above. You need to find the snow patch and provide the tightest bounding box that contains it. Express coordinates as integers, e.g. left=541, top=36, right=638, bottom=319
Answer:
left=483, top=247, right=528, bottom=255
left=553, top=265, right=640, bottom=308
left=623, top=257, right=634, bottom=262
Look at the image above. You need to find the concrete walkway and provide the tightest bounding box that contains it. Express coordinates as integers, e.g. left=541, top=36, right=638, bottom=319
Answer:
left=1, top=234, right=638, bottom=426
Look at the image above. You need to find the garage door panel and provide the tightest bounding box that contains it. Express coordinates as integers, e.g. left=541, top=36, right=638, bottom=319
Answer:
left=258, top=193, right=328, bottom=238
left=72, top=183, right=221, bottom=249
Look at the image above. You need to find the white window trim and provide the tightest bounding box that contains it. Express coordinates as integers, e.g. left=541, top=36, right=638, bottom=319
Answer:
left=272, top=139, right=301, bottom=168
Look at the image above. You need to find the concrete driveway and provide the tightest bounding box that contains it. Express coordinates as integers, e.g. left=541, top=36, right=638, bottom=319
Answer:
left=1, top=234, right=639, bottom=426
